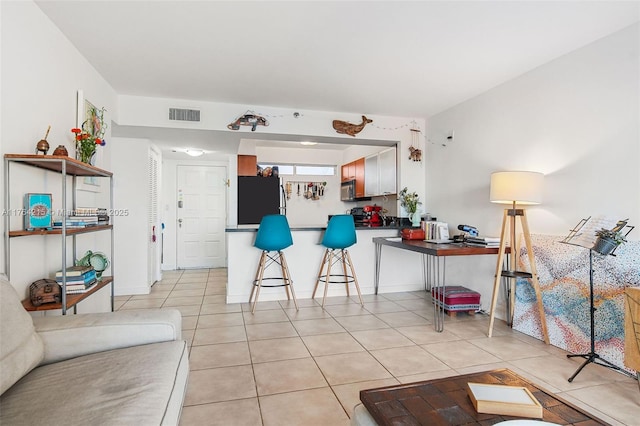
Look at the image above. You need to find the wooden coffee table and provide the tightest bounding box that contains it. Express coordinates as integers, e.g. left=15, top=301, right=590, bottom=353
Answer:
left=360, top=369, right=607, bottom=425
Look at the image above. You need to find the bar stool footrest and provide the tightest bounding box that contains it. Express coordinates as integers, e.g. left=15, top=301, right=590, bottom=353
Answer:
left=253, top=277, right=292, bottom=288
left=317, top=274, right=356, bottom=285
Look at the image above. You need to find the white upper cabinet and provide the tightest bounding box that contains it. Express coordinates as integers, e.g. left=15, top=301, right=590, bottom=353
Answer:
left=364, top=147, right=397, bottom=197
left=378, top=147, right=397, bottom=195
left=364, top=154, right=378, bottom=196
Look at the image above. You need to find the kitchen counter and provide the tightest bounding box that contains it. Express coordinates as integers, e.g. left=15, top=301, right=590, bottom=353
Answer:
left=226, top=225, right=328, bottom=232
left=226, top=224, right=405, bottom=232
left=225, top=226, right=424, bottom=304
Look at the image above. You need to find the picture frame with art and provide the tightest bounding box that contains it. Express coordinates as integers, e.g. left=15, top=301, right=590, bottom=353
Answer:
left=75, top=89, right=103, bottom=192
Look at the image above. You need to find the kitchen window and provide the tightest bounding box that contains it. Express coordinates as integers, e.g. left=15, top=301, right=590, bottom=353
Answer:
left=258, top=164, right=335, bottom=177
left=258, top=164, right=294, bottom=175
left=295, top=165, right=335, bottom=176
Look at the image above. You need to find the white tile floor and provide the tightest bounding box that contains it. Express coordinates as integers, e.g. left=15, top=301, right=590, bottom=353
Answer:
left=116, top=268, right=640, bottom=425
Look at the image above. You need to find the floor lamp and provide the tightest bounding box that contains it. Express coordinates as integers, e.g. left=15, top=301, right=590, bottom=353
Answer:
left=487, top=171, right=549, bottom=344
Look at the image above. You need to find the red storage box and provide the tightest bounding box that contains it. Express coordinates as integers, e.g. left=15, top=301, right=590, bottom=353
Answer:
left=401, top=228, right=425, bottom=240
left=431, top=285, right=481, bottom=314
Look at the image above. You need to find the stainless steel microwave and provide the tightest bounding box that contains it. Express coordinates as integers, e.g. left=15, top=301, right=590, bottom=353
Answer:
left=341, top=180, right=355, bottom=201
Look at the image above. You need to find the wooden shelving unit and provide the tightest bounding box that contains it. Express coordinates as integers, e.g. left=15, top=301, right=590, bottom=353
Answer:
left=22, top=277, right=113, bottom=311
left=4, top=154, right=115, bottom=314
left=9, top=224, right=113, bottom=238
left=4, top=154, right=112, bottom=177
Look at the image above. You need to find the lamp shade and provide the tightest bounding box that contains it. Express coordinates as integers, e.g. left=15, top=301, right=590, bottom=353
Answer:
left=490, top=171, right=544, bottom=205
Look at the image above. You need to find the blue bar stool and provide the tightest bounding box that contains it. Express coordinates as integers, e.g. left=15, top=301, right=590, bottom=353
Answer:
left=249, top=214, right=299, bottom=314
left=312, top=214, right=364, bottom=308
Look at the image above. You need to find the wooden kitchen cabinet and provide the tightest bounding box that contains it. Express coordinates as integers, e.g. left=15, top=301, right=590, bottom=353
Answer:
left=354, top=158, right=365, bottom=198
left=238, top=155, right=257, bottom=176
left=341, top=159, right=365, bottom=198
left=341, top=161, right=356, bottom=182
left=341, top=163, right=349, bottom=181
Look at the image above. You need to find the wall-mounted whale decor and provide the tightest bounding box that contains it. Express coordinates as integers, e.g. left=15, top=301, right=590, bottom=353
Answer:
left=332, top=115, right=372, bottom=137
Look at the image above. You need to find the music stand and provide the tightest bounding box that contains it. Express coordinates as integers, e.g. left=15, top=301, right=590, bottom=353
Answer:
left=562, top=217, right=635, bottom=382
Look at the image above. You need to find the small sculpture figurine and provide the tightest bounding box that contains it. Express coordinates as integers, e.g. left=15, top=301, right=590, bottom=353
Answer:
left=332, top=115, right=372, bottom=137
left=409, top=146, right=422, bottom=162
left=227, top=113, right=269, bottom=131
left=52, top=145, right=68, bottom=156
left=36, top=125, right=51, bottom=155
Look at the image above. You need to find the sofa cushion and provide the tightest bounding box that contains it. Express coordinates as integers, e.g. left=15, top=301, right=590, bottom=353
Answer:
left=0, top=279, right=44, bottom=395
left=0, top=340, right=189, bottom=425
left=33, top=308, right=182, bottom=365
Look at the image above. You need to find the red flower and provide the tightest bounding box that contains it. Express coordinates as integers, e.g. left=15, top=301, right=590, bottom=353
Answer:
left=95, top=139, right=102, bottom=145
left=71, top=128, right=81, bottom=134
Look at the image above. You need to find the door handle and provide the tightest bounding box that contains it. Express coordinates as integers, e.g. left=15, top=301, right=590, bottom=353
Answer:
left=178, top=218, right=183, bottom=228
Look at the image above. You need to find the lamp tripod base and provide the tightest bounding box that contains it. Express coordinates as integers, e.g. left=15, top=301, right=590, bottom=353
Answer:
left=566, top=352, right=635, bottom=382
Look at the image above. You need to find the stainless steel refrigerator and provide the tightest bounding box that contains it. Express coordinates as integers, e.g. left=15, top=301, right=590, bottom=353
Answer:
left=237, top=176, right=286, bottom=225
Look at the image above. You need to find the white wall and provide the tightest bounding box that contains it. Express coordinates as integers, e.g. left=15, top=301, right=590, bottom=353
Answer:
left=1, top=1, right=117, bottom=312
left=425, top=24, right=639, bottom=316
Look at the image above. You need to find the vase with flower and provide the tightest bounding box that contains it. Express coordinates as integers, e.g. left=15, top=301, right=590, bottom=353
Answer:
left=71, top=106, right=107, bottom=164
left=399, top=187, right=422, bottom=227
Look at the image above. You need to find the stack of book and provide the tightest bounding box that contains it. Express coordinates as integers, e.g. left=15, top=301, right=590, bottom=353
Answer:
left=74, top=207, right=109, bottom=221
left=52, top=207, right=109, bottom=229
left=52, top=218, right=94, bottom=229
left=423, top=221, right=450, bottom=241
left=55, top=265, right=97, bottom=293
left=466, top=236, right=501, bottom=247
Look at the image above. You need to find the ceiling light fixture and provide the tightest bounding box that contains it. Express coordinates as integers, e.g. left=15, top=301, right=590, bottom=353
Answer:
left=185, top=149, right=204, bottom=157
left=300, top=141, right=317, bottom=146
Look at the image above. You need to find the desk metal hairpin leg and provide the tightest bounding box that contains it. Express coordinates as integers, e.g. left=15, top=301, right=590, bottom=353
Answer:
left=422, top=253, right=436, bottom=292
left=430, top=256, right=446, bottom=333
left=374, top=242, right=382, bottom=295
left=421, top=253, right=427, bottom=292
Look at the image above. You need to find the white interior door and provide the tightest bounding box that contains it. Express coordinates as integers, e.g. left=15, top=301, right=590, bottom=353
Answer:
left=147, top=147, right=161, bottom=283
left=177, top=165, right=226, bottom=268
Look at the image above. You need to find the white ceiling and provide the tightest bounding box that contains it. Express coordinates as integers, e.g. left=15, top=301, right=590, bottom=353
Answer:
left=36, top=1, right=639, bottom=156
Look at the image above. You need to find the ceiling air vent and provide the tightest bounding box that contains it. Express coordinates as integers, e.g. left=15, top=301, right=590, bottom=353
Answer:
left=169, top=108, right=200, bottom=122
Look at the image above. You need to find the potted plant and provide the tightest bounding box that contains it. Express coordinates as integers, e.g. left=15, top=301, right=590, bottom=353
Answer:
left=593, top=228, right=627, bottom=255
left=71, top=106, right=107, bottom=164
left=398, top=187, right=422, bottom=227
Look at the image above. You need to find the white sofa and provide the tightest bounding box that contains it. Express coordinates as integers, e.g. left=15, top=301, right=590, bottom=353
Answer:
left=0, top=278, right=189, bottom=425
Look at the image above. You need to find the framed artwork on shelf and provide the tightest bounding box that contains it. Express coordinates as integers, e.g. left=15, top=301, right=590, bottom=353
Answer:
left=75, top=89, right=103, bottom=192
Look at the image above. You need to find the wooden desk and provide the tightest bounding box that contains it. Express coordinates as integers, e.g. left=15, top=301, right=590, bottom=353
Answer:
left=373, top=237, right=508, bottom=332
left=360, top=368, right=607, bottom=425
